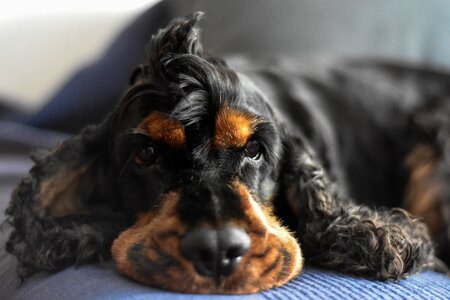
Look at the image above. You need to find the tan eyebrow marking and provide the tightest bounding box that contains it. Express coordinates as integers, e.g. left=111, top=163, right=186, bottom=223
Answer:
left=138, top=112, right=185, bottom=147
left=213, top=106, right=258, bottom=149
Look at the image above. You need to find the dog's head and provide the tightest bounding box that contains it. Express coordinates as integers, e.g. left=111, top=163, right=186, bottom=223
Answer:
left=20, top=13, right=306, bottom=294
left=108, top=13, right=303, bottom=293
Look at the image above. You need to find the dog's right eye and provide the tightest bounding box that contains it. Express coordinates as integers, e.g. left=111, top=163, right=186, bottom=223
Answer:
left=133, top=145, right=157, bottom=166
left=245, top=140, right=262, bottom=160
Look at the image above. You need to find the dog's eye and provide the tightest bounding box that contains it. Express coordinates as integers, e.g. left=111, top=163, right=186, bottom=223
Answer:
left=245, top=140, right=262, bottom=160
left=134, top=145, right=157, bottom=166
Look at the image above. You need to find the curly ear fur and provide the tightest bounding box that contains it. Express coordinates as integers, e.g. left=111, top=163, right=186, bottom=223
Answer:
left=5, top=122, right=131, bottom=277
left=280, top=135, right=440, bottom=280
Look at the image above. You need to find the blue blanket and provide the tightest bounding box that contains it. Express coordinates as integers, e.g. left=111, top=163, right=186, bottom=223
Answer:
left=2, top=263, right=449, bottom=300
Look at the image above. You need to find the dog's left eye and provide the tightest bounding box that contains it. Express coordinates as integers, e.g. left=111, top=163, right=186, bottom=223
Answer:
left=245, top=140, right=262, bottom=160
left=133, top=145, right=157, bottom=166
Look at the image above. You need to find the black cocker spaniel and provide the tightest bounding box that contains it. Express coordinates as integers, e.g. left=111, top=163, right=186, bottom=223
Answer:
left=5, top=13, right=450, bottom=294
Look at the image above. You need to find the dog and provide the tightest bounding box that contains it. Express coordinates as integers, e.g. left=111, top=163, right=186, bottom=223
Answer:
left=5, top=13, right=450, bottom=294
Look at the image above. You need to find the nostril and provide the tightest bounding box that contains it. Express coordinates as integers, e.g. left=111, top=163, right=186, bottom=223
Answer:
left=226, top=246, right=246, bottom=259
left=199, top=249, right=214, bottom=261
left=180, top=226, right=251, bottom=278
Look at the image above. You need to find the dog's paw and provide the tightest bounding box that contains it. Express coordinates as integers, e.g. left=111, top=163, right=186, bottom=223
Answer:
left=309, top=208, right=434, bottom=280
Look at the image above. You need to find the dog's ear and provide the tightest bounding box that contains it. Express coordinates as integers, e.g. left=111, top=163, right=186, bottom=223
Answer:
left=5, top=114, right=129, bottom=277
left=278, top=135, right=338, bottom=230
left=27, top=121, right=116, bottom=218
left=279, top=133, right=436, bottom=280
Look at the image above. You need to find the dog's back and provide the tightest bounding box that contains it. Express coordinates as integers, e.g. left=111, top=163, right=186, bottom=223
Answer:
left=236, top=58, right=450, bottom=206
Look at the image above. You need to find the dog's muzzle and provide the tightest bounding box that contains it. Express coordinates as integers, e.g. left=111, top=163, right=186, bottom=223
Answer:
left=111, top=183, right=303, bottom=294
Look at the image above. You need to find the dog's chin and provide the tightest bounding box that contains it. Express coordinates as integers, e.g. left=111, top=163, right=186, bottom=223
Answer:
left=111, top=191, right=303, bottom=294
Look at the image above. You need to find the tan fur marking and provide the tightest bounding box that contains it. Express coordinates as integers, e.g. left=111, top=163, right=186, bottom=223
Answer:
left=231, top=181, right=303, bottom=291
left=112, top=192, right=186, bottom=284
left=213, top=106, right=257, bottom=148
left=37, top=164, right=90, bottom=217
left=403, top=145, right=444, bottom=235
left=138, top=112, right=185, bottom=147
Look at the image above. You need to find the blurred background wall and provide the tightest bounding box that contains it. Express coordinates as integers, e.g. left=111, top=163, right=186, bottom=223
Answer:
left=0, top=0, right=159, bottom=112
left=1, top=0, right=450, bottom=113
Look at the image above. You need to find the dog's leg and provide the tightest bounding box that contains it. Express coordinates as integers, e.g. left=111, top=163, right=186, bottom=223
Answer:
left=282, top=138, right=438, bottom=280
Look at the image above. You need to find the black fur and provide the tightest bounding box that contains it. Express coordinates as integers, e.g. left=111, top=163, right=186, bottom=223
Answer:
left=5, top=13, right=450, bottom=287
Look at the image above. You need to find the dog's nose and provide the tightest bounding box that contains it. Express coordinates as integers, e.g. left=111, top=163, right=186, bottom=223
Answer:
left=180, top=227, right=250, bottom=278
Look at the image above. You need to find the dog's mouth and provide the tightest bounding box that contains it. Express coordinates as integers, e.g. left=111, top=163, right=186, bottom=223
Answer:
left=111, top=183, right=303, bottom=294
